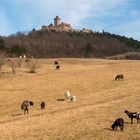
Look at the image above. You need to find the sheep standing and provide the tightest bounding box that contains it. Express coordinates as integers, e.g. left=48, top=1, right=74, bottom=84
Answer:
left=21, top=100, right=34, bottom=115
left=64, top=90, right=71, bottom=100
left=19, top=56, right=22, bottom=59
left=124, top=109, right=138, bottom=123
left=23, top=55, right=26, bottom=58
left=111, top=118, right=124, bottom=131
left=40, top=101, right=45, bottom=109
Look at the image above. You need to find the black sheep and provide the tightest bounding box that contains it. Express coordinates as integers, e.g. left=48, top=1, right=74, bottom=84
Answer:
left=54, top=61, right=58, bottom=65
left=115, top=74, right=124, bottom=80
left=125, top=110, right=139, bottom=124
left=56, top=65, right=60, bottom=70
left=111, top=118, right=124, bottom=131
left=40, top=101, right=45, bottom=109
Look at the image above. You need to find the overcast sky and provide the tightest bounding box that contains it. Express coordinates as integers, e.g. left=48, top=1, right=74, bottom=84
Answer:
left=0, top=0, right=140, bottom=40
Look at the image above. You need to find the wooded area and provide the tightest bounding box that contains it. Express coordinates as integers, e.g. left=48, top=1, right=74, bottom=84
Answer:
left=1, top=30, right=140, bottom=59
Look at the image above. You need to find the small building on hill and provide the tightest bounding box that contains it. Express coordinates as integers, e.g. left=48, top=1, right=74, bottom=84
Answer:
left=41, top=16, right=93, bottom=33
left=41, top=16, right=72, bottom=31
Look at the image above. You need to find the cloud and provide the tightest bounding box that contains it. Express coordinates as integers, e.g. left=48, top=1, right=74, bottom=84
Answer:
left=0, top=0, right=140, bottom=40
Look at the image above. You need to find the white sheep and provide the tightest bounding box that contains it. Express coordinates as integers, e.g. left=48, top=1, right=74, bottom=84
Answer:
left=23, top=55, right=26, bottom=58
left=64, top=90, right=71, bottom=100
left=69, top=95, right=76, bottom=101
left=19, top=56, right=22, bottom=59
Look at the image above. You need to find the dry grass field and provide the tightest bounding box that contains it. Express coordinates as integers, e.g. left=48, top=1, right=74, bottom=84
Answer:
left=0, top=58, right=140, bottom=140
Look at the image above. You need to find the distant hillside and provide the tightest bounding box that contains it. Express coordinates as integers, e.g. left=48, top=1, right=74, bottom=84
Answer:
left=105, top=52, right=140, bottom=60
left=1, top=30, right=140, bottom=59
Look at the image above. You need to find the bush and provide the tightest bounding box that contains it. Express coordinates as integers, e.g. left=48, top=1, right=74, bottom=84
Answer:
left=8, top=61, right=17, bottom=74
left=16, top=58, right=23, bottom=68
left=26, top=59, right=40, bottom=73
left=11, top=62, right=17, bottom=73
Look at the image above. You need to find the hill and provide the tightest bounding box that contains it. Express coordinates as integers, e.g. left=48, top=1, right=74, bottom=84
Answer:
left=1, top=30, right=140, bottom=59
left=105, top=52, right=140, bottom=60
left=0, top=58, right=140, bottom=140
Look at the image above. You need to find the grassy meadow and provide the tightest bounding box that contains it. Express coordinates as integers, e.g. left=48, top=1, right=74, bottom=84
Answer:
left=0, top=58, right=140, bottom=140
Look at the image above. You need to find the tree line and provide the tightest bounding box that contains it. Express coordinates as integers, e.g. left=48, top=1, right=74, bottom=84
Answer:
left=0, top=29, right=140, bottom=58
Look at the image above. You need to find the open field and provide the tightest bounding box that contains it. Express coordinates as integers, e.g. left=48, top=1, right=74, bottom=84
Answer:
left=0, top=58, right=140, bottom=140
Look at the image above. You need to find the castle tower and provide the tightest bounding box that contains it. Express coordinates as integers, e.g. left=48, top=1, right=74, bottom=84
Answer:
left=54, top=16, right=61, bottom=26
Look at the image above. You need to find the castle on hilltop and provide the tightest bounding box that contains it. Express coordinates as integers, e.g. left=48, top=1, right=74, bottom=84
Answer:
left=41, top=16, right=92, bottom=33
left=41, top=16, right=72, bottom=31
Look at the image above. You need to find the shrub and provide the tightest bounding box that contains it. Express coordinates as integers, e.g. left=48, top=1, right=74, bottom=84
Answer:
left=6, top=59, right=17, bottom=74
left=26, top=59, right=40, bottom=73
left=16, top=58, right=23, bottom=68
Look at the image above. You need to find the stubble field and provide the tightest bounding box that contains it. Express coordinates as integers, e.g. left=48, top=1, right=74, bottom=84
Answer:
left=0, top=58, right=140, bottom=140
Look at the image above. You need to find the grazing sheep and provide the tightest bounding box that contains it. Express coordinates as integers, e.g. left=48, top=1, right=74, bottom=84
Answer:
left=56, top=65, right=60, bottom=70
left=115, top=74, right=124, bottom=80
left=40, top=101, right=45, bottom=109
left=111, top=118, right=124, bottom=131
left=135, top=113, right=140, bottom=124
left=54, top=61, right=59, bottom=65
left=69, top=95, right=76, bottom=101
left=21, top=100, right=34, bottom=115
left=124, top=109, right=138, bottom=123
left=64, top=90, right=71, bottom=100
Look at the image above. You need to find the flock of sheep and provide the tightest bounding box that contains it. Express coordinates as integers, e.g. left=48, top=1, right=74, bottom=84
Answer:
left=111, top=74, right=140, bottom=131
left=20, top=60, right=139, bottom=132
left=112, top=109, right=140, bottom=131
left=21, top=90, right=76, bottom=115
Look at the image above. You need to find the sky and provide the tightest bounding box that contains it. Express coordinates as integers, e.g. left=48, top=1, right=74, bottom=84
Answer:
left=0, top=0, right=140, bottom=40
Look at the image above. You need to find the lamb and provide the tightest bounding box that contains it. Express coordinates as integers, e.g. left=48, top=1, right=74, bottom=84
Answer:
left=40, top=101, right=45, bottom=109
left=69, top=95, right=76, bottom=101
left=64, top=90, right=77, bottom=102
left=111, top=118, right=124, bottom=131
left=21, top=100, right=34, bottom=115
left=115, top=74, right=124, bottom=80
left=64, top=90, right=71, bottom=100
left=124, top=109, right=138, bottom=123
